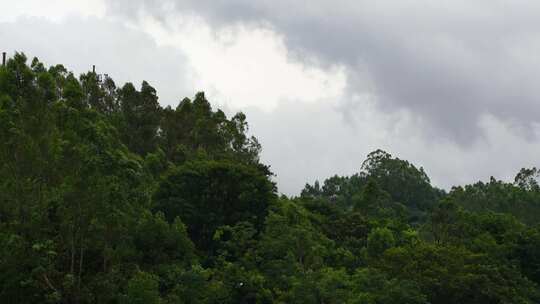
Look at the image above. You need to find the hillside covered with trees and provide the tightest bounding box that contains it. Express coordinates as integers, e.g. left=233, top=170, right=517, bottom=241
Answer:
left=2, top=53, right=540, bottom=303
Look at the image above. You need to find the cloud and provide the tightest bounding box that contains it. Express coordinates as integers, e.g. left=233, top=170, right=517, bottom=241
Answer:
left=0, top=0, right=106, bottom=22
left=244, top=99, right=540, bottom=195
left=106, top=0, right=540, bottom=144
left=137, top=16, right=347, bottom=111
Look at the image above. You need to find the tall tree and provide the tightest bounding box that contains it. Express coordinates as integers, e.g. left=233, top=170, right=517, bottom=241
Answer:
left=118, top=81, right=161, bottom=155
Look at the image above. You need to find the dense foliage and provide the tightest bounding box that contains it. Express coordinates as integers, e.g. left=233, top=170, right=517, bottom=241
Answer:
left=1, top=53, right=540, bottom=303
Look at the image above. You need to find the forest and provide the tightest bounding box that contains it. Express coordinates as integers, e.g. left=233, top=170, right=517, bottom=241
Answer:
left=2, top=53, right=540, bottom=304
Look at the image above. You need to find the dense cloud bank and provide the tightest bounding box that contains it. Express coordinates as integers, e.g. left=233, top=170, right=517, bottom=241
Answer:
left=108, top=0, right=540, bottom=144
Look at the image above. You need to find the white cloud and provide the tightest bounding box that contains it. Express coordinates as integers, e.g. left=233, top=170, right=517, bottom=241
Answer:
left=137, top=14, right=347, bottom=111
left=0, top=0, right=106, bottom=22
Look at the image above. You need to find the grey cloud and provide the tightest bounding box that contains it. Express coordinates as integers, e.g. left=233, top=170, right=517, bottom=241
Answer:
left=107, top=0, right=540, bottom=144
left=0, top=15, right=192, bottom=107
left=241, top=97, right=540, bottom=195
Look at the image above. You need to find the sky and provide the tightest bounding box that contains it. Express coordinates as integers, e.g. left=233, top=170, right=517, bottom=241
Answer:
left=2, top=0, right=540, bottom=195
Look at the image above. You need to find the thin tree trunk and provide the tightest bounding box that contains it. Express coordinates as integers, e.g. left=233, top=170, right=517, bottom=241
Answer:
left=78, top=244, right=84, bottom=293
left=70, top=230, right=75, bottom=275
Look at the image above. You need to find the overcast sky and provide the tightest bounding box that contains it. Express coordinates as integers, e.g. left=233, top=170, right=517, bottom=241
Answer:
left=2, top=0, right=540, bottom=195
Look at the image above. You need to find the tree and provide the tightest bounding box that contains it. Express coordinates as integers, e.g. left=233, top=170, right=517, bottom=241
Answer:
left=257, top=199, right=335, bottom=299
left=515, top=167, right=540, bottom=191
left=361, top=149, right=441, bottom=211
left=159, top=93, right=261, bottom=164
left=118, top=81, right=161, bottom=155
left=367, top=227, right=395, bottom=258
left=380, top=242, right=539, bottom=304
left=154, top=159, right=275, bottom=251
left=123, top=272, right=161, bottom=304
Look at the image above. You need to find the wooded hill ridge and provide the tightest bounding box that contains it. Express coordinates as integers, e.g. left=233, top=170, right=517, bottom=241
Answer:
left=2, top=53, right=540, bottom=303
